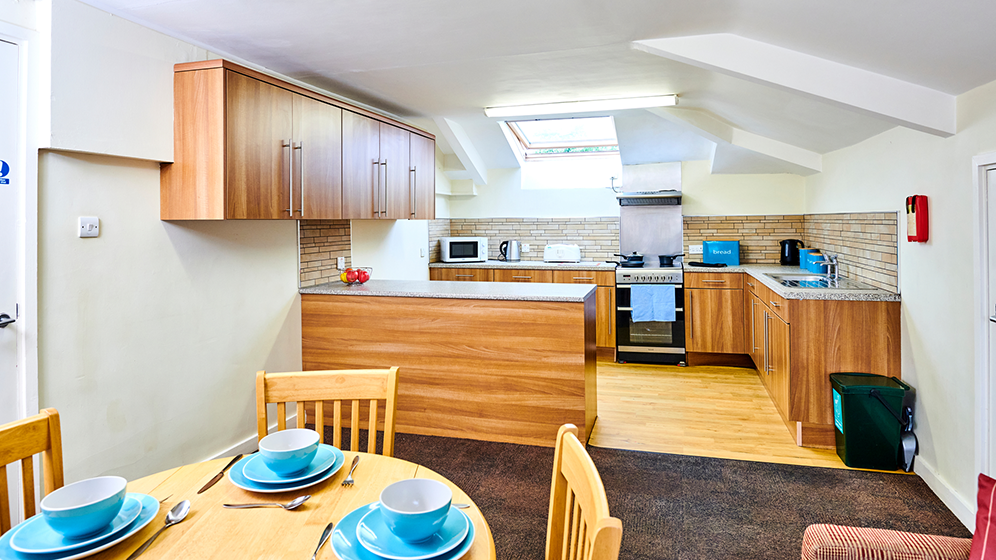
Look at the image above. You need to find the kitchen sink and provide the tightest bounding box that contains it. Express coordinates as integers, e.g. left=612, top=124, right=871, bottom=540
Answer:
left=766, top=274, right=873, bottom=290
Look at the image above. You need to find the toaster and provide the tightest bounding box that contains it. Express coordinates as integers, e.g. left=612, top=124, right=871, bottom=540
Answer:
left=544, top=244, right=582, bottom=263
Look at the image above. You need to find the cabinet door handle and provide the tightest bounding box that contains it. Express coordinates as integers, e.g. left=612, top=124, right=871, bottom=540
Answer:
left=295, top=141, right=304, bottom=217
left=747, top=281, right=754, bottom=288
left=573, top=277, right=594, bottom=281
left=410, top=167, right=417, bottom=218
left=284, top=139, right=294, bottom=215
left=688, top=291, right=693, bottom=339
left=455, top=274, right=474, bottom=278
left=764, top=312, right=772, bottom=373
left=751, top=299, right=756, bottom=352
left=770, top=301, right=781, bottom=308
left=512, top=275, right=532, bottom=279
left=373, top=160, right=380, bottom=217
left=381, top=160, right=389, bottom=216
left=701, top=279, right=727, bottom=283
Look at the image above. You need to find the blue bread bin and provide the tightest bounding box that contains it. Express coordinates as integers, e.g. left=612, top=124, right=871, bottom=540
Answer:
left=805, top=251, right=828, bottom=274
left=703, top=240, right=740, bottom=266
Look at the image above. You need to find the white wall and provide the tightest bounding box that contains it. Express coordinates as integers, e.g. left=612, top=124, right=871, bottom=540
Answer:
left=449, top=168, right=619, bottom=218
left=350, top=220, right=430, bottom=281
left=682, top=160, right=806, bottom=216
left=38, top=151, right=302, bottom=481
left=804, top=79, right=996, bottom=527
left=0, top=0, right=37, bottom=30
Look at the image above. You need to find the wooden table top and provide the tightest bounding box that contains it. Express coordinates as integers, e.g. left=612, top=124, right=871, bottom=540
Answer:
left=88, top=452, right=496, bottom=560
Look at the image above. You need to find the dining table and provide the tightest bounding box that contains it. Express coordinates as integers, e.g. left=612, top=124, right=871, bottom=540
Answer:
left=84, top=451, right=496, bottom=560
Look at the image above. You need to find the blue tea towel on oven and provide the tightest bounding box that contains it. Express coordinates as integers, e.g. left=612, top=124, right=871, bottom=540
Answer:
left=631, top=284, right=676, bottom=322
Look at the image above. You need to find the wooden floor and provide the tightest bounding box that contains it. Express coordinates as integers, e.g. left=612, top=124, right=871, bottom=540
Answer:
left=588, top=358, right=853, bottom=469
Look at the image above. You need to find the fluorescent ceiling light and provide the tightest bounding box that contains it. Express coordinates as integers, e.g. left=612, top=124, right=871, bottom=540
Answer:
left=484, top=95, right=678, bottom=118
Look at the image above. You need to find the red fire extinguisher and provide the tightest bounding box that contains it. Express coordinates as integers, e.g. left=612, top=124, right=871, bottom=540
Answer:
left=906, top=195, right=928, bottom=242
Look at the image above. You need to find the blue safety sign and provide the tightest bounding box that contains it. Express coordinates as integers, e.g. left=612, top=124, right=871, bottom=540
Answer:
left=0, top=160, right=9, bottom=185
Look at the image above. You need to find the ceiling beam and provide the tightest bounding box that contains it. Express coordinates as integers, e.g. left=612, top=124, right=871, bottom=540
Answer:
left=646, top=107, right=822, bottom=175
left=633, top=33, right=956, bottom=137
left=433, top=118, right=488, bottom=185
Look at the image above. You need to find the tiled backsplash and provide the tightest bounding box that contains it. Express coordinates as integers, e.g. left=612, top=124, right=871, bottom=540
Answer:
left=447, top=218, right=620, bottom=262
left=802, top=213, right=898, bottom=292
left=683, top=215, right=805, bottom=264
left=303, top=212, right=898, bottom=292
left=299, top=220, right=351, bottom=288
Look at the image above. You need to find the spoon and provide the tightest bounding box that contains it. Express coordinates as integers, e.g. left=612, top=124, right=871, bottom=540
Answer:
left=311, top=522, right=334, bottom=560
left=126, top=500, right=190, bottom=559
left=223, top=495, right=311, bottom=510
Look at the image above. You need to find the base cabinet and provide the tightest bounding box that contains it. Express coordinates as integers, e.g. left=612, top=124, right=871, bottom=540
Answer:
left=685, top=286, right=745, bottom=354
left=429, top=268, right=493, bottom=282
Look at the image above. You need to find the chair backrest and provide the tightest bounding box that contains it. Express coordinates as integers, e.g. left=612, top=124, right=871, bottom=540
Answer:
left=546, top=424, right=622, bottom=560
left=256, top=368, right=400, bottom=456
left=0, top=408, right=64, bottom=535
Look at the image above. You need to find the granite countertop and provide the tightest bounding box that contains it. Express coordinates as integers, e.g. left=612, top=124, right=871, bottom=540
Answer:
left=300, top=279, right=596, bottom=302
left=429, top=260, right=617, bottom=271
left=683, top=263, right=901, bottom=302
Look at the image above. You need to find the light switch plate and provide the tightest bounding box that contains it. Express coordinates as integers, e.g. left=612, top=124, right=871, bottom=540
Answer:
left=689, top=244, right=703, bottom=254
left=337, top=256, right=345, bottom=269
left=78, top=217, right=99, bottom=238
left=523, top=244, right=531, bottom=253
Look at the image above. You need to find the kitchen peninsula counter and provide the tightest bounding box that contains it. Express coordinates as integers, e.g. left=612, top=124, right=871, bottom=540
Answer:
left=300, top=280, right=596, bottom=447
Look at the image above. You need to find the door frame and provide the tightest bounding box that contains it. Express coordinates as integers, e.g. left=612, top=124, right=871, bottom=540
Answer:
left=972, top=151, right=996, bottom=478
left=0, top=20, right=41, bottom=424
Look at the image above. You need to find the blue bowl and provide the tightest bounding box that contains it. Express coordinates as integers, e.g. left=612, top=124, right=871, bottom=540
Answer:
left=41, top=476, right=127, bottom=539
left=258, top=429, right=320, bottom=476
left=379, top=478, right=453, bottom=543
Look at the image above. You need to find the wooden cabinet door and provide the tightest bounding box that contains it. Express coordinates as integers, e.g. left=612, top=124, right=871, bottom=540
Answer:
left=430, top=268, right=493, bottom=282
left=380, top=123, right=410, bottom=219
left=493, top=269, right=554, bottom=283
left=342, top=111, right=380, bottom=219
left=686, top=289, right=745, bottom=354
left=225, top=71, right=294, bottom=219
left=596, top=286, right=615, bottom=348
left=748, top=294, right=762, bottom=370
left=551, top=270, right=599, bottom=284
left=410, top=133, right=435, bottom=220
left=293, top=95, right=342, bottom=219
left=767, top=311, right=791, bottom=417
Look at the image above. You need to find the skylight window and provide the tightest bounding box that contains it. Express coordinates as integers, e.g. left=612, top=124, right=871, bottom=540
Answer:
left=507, top=117, right=619, bottom=159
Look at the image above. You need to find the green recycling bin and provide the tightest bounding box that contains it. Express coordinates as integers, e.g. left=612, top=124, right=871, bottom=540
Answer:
left=830, top=372, right=915, bottom=470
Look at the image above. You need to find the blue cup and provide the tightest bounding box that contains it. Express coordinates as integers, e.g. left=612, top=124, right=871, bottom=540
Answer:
left=379, top=479, right=453, bottom=543
left=41, top=476, right=127, bottom=539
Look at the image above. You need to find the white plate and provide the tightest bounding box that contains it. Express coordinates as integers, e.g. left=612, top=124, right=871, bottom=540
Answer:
left=227, top=445, right=344, bottom=494
left=0, top=493, right=159, bottom=560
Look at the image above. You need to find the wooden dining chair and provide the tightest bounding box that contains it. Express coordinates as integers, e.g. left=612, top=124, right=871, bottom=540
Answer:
left=256, top=368, right=400, bottom=456
left=0, top=408, right=64, bottom=535
left=546, top=424, right=622, bottom=560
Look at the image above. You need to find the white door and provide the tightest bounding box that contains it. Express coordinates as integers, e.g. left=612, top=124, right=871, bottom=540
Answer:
left=986, top=166, right=996, bottom=473
left=0, top=37, right=21, bottom=523
left=0, top=38, right=19, bottom=427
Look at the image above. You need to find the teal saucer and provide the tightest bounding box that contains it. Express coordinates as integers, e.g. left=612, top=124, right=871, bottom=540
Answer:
left=227, top=444, right=344, bottom=494
left=332, top=502, right=474, bottom=560
left=243, top=444, right=337, bottom=484
left=356, top=505, right=469, bottom=560
left=0, top=493, right=158, bottom=560
left=10, top=495, right=142, bottom=554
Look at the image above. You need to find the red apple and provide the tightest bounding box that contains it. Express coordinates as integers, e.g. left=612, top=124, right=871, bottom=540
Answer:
left=346, top=269, right=358, bottom=283
left=357, top=269, right=370, bottom=283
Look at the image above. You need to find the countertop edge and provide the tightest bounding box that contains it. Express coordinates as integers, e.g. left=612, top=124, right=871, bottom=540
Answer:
left=300, top=280, right=596, bottom=303
left=429, top=261, right=616, bottom=271
left=683, top=264, right=901, bottom=302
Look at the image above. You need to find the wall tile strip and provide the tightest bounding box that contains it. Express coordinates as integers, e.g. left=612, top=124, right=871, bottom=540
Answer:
left=299, top=220, right=351, bottom=287
left=446, top=218, right=620, bottom=262
left=802, top=212, right=898, bottom=292
left=427, top=219, right=451, bottom=264
left=683, top=215, right=806, bottom=265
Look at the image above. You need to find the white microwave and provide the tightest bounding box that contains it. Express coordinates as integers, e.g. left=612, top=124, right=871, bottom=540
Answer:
left=440, top=237, right=488, bottom=263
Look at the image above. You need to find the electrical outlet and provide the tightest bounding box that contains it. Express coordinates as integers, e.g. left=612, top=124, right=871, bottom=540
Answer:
left=78, top=217, right=99, bottom=238
left=337, top=256, right=345, bottom=269
left=689, top=244, right=703, bottom=255
left=522, top=244, right=531, bottom=253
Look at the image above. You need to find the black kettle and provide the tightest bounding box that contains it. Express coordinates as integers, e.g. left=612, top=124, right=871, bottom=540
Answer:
left=780, top=239, right=804, bottom=266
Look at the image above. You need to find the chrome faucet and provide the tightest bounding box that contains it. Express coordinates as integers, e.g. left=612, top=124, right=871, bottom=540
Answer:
left=817, top=253, right=840, bottom=282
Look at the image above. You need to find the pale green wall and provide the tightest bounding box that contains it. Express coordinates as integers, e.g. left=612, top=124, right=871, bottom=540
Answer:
left=681, top=160, right=806, bottom=216
left=804, top=79, right=996, bottom=526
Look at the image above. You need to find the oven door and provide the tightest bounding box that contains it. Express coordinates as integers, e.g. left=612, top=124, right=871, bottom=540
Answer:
left=615, top=284, right=685, bottom=364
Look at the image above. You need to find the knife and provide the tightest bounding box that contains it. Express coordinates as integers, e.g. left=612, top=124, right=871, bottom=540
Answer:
left=197, top=453, right=243, bottom=494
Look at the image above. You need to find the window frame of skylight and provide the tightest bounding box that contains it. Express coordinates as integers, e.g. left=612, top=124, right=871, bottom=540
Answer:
left=505, top=117, right=620, bottom=160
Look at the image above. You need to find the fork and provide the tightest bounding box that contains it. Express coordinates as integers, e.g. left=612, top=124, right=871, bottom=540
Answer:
left=341, top=455, right=360, bottom=487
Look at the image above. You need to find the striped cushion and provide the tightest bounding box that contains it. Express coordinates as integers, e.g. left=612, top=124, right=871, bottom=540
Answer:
left=970, top=473, right=996, bottom=560
left=802, top=523, right=971, bottom=560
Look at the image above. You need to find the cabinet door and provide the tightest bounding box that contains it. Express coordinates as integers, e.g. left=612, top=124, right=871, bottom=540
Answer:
left=431, top=268, right=492, bottom=281
left=294, top=96, right=342, bottom=219
left=410, top=134, right=436, bottom=220
left=686, top=288, right=745, bottom=354
left=767, top=311, right=791, bottom=417
left=380, top=123, right=410, bottom=219
left=225, top=71, right=294, bottom=219
left=596, top=286, right=615, bottom=348
left=754, top=296, right=769, bottom=385
left=551, top=270, right=598, bottom=284
left=342, top=111, right=380, bottom=219
left=748, top=294, right=761, bottom=369
left=493, top=269, right=554, bottom=283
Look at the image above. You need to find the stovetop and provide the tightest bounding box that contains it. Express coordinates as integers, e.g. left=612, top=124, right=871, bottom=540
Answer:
left=615, top=266, right=683, bottom=284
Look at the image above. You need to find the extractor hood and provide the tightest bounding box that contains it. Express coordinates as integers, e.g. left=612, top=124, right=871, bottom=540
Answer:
left=616, top=190, right=682, bottom=206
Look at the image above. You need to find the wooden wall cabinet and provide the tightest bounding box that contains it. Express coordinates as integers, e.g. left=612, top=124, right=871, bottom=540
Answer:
left=162, top=60, right=435, bottom=221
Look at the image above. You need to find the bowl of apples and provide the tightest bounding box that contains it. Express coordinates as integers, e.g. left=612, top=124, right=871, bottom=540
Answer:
left=339, top=266, right=372, bottom=285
